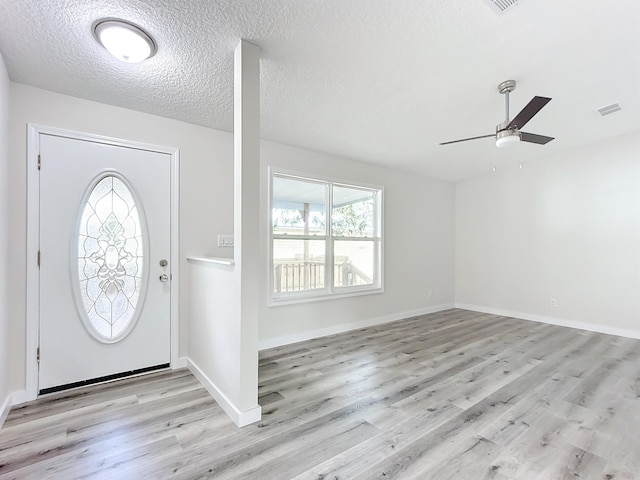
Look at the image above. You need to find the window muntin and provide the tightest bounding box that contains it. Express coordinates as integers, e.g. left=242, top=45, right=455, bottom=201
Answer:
left=271, top=172, right=382, bottom=303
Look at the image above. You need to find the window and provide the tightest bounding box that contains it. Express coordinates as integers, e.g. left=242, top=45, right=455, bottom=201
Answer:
left=270, top=171, right=382, bottom=304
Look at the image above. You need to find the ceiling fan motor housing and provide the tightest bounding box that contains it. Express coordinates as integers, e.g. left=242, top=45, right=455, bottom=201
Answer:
left=496, top=120, right=517, bottom=134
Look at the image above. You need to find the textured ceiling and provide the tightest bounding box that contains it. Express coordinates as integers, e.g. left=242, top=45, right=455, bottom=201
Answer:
left=0, top=0, right=638, bottom=181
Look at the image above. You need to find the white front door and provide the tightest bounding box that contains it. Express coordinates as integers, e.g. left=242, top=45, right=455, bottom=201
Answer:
left=38, top=133, right=172, bottom=393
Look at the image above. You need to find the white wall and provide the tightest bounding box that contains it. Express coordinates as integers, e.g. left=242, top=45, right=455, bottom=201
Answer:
left=456, top=132, right=640, bottom=337
left=259, top=141, right=456, bottom=346
left=187, top=260, right=248, bottom=423
left=0, top=54, right=11, bottom=423
left=8, top=83, right=235, bottom=393
left=7, top=82, right=456, bottom=394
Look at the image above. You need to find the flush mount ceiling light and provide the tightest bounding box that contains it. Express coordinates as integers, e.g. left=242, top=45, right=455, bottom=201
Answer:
left=93, top=19, right=156, bottom=63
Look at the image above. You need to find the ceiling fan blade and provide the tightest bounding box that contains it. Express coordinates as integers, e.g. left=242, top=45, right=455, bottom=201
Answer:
left=439, top=133, right=495, bottom=145
left=507, top=96, right=551, bottom=130
left=520, top=132, right=554, bottom=145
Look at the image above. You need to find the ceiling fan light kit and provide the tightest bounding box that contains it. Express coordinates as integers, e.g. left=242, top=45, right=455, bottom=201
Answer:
left=440, top=79, right=554, bottom=148
left=496, top=128, right=520, bottom=148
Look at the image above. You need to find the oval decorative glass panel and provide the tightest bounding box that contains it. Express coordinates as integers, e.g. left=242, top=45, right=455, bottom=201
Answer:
left=75, top=174, right=146, bottom=343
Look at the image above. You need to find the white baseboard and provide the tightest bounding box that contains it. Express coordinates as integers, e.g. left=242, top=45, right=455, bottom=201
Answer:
left=11, top=390, right=27, bottom=406
left=258, top=303, right=455, bottom=351
left=186, top=358, right=261, bottom=427
left=173, top=356, right=188, bottom=369
left=0, top=393, right=11, bottom=429
left=455, top=303, right=640, bottom=340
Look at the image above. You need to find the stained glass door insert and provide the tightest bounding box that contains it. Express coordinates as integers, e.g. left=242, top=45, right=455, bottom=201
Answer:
left=76, top=174, right=147, bottom=343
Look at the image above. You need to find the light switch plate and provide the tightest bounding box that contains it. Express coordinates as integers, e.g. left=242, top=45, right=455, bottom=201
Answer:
left=218, top=235, right=234, bottom=247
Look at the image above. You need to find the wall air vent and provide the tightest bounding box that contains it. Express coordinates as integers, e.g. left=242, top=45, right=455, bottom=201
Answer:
left=597, top=103, right=622, bottom=117
left=485, top=0, right=521, bottom=13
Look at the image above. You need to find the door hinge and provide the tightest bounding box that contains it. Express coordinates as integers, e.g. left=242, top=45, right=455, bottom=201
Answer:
left=37, top=347, right=40, bottom=364
left=37, top=250, right=41, bottom=268
left=37, top=154, right=41, bottom=170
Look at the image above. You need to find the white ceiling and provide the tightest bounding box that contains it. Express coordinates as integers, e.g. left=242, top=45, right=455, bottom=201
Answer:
left=0, top=0, right=638, bottom=182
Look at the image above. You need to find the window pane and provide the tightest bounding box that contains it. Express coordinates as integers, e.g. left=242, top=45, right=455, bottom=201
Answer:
left=273, top=239, right=326, bottom=293
left=334, top=240, right=375, bottom=287
left=272, top=176, right=326, bottom=235
left=332, top=186, right=375, bottom=237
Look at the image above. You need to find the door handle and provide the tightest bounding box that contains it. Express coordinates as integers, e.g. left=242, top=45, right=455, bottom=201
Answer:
left=159, top=274, right=169, bottom=282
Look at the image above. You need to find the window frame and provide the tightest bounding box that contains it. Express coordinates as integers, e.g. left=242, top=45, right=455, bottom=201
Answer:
left=269, top=168, right=384, bottom=306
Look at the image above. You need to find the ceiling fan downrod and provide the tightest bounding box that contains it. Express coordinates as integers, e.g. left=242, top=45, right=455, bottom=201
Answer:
left=498, top=79, right=516, bottom=123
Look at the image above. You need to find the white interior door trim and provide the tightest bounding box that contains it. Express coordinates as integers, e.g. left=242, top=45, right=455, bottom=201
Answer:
left=26, top=124, right=181, bottom=401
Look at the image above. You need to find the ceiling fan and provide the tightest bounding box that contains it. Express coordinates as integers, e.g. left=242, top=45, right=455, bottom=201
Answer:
left=440, top=80, right=554, bottom=148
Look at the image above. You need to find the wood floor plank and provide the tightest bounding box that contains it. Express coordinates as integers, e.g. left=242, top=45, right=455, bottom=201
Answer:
left=3, top=369, right=192, bottom=428
left=1, top=308, right=639, bottom=479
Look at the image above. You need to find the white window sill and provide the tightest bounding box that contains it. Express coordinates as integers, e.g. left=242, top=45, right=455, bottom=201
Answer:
left=269, top=286, right=383, bottom=307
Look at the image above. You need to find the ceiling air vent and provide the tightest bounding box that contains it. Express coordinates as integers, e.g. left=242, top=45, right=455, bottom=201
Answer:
left=485, top=0, right=521, bottom=13
left=597, top=103, right=622, bottom=117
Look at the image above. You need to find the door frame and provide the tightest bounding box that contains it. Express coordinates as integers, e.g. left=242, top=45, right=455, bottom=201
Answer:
left=26, top=124, right=181, bottom=400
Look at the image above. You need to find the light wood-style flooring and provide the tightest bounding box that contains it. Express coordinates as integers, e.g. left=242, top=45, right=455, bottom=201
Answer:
left=1, top=309, right=639, bottom=479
